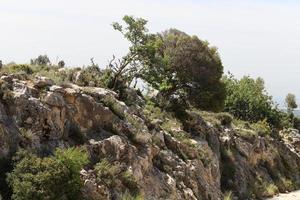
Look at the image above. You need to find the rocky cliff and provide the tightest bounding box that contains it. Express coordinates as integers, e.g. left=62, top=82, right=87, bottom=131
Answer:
left=1, top=73, right=300, bottom=200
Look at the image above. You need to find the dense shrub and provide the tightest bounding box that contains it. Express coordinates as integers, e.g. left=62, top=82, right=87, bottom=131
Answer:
left=7, top=147, right=88, bottom=200
left=58, top=60, right=65, bottom=68
left=94, top=159, right=120, bottom=187
left=216, top=112, right=233, bottom=126
left=252, top=119, right=272, bottom=136
left=5, top=64, right=33, bottom=74
left=30, top=55, right=51, bottom=66
left=223, top=74, right=285, bottom=128
left=285, top=93, right=297, bottom=113
left=72, top=65, right=113, bottom=88
left=0, top=80, right=14, bottom=103
left=94, top=159, right=139, bottom=196
left=120, top=191, right=143, bottom=200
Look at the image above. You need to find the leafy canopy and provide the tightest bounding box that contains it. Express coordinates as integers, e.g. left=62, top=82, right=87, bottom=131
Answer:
left=112, top=16, right=226, bottom=112
left=110, top=15, right=157, bottom=90
left=143, top=29, right=225, bottom=112
left=30, top=55, right=51, bottom=66
left=223, top=74, right=284, bottom=127
left=285, top=93, right=297, bottom=112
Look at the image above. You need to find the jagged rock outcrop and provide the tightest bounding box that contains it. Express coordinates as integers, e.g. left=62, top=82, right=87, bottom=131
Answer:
left=1, top=74, right=300, bottom=200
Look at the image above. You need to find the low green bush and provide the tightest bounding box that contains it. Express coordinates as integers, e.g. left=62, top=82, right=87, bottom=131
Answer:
left=223, top=191, right=233, bottom=200
left=216, top=112, right=233, bottom=126
left=252, top=119, right=271, bottom=136
left=0, top=80, right=14, bottom=103
left=7, top=147, right=88, bottom=200
left=120, top=191, right=143, bottom=200
left=4, top=64, right=33, bottom=74
left=72, top=66, right=113, bottom=88
left=94, top=159, right=139, bottom=196
left=94, top=159, right=120, bottom=187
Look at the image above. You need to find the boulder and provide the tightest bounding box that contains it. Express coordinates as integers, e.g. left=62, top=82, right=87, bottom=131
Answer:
left=34, top=76, right=54, bottom=88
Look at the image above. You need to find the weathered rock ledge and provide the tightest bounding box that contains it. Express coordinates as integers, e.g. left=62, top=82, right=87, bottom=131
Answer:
left=1, top=74, right=300, bottom=200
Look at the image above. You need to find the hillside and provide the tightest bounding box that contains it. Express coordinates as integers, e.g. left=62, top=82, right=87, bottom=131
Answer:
left=0, top=66, right=300, bottom=200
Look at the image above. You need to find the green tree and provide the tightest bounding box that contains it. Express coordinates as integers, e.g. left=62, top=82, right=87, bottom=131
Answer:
left=112, top=17, right=225, bottom=112
left=285, top=93, right=297, bottom=113
left=30, top=55, right=51, bottom=66
left=7, top=147, right=88, bottom=200
left=58, top=60, right=65, bottom=68
left=223, top=74, right=283, bottom=127
left=143, top=29, right=225, bottom=112
left=110, top=15, right=157, bottom=90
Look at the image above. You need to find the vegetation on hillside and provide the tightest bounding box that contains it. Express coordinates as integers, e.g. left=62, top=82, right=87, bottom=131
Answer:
left=7, top=148, right=88, bottom=200
left=223, top=74, right=292, bottom=128
left=0, top=15, right=299, bottom=200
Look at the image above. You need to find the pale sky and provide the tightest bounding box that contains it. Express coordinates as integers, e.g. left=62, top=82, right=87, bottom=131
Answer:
left=1, top=0, right=300, bottom=106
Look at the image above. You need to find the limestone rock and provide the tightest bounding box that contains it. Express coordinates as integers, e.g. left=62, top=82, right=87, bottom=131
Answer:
left=34, top=76, right=54, bottom=88
left=1, top=74, right=300, bottom=200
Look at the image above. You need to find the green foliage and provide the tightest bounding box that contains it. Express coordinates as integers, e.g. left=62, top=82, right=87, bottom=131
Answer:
left=58, top=60, right=65, bottom=68
left=252, top=119, right=272, bottom=136
left=110, top=15, right=157, bottom=91
left=252, top=180, right=278, bottom=198
left=293, top=117, right=300, bottom=130
left=94, top=159, right=139, bottom=195
left=94, top=159, right=120, bottom=187
left=7, top=148, right=88, bottom=200
left=54, top=148, right=89, bottom=185
left=19, top=128, right=34, bottom=143
left=216, top=112, right=233, bottom=126
left=3, top=64, right=33, bottom=74
left=0, top=79, right=13, bottom=103
left=223, top=74, right=284, bottom=128
left=120, top=191, right=143, bottom=200
left=1, top=61, right=113, bottom=88
left=30, top=55, right=51, bottom=66
left=121, top=170, right=139, bottom=193
left=223, top=191, right=233, bottom=200
left=285, top=93, right=297, bottom=112
left=143, top=29, right=226, bottom=112
left=74, top=65, right=113, bottom=88
left=220, top=146, right=236, bottom=192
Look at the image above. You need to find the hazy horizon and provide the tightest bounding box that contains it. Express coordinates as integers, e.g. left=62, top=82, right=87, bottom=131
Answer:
left=1, top=0, right=300, bottom=106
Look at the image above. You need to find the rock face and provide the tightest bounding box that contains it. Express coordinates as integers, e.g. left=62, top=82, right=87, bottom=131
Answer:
left=0, top=75, right=300, bottom=200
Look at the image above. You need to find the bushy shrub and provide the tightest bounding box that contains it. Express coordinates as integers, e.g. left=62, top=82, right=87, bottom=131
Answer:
left=223, top=191, right=233, bottom=200
left=120, top=191, right=143, bottom=200
left=7, top=147, right=88, bottom=200
left=223, top=74, right=285, bottom=128
left=5, top=64, right=33, bottom=74
left=0, top=80, right=13, bottom=103
left=120, top=170, right=139, bottom=195
left=252, top=119, right=272, bottom=136
left=94, top=159, right=120, bottom=187
left=94, top=159, right=139, bottom=195
left=72, top=65, right=113, bottom=88
left=30, top=55, right=51, bottom=66
left=216, top=112, right=233, bottom=126
left=58, top=60, right=65, bottom=68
